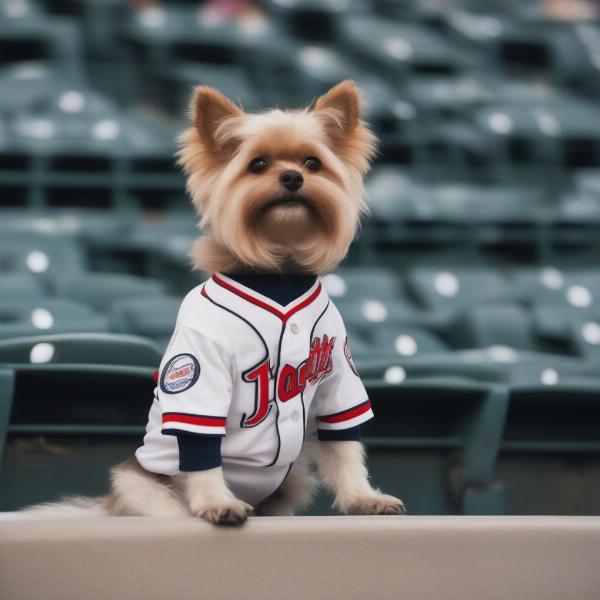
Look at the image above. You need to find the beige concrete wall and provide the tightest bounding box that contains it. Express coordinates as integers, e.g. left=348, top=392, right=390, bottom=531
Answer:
left=1, top=515, right=600, bottom=600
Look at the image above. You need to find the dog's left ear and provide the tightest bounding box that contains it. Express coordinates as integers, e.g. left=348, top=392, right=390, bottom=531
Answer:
left=313, top=80, right=377, bottom=172
left=313, top=80, right=360, bottom=139
left=192, top=85, right=244, bottom=155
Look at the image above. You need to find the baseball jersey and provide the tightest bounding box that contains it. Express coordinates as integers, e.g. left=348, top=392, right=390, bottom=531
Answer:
left=135, top=272, right=373, bottom=505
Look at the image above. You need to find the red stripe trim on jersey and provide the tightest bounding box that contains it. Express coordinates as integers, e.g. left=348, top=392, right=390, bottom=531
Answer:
left=162, top=413, right=226, bottom=428
left=318, top=400, right=372, bottom=424
left=211, top=274, right=322, bottom=323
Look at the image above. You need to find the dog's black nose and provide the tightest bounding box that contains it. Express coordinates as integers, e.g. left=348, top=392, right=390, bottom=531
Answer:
left=280, top=170, right=303, bottom=192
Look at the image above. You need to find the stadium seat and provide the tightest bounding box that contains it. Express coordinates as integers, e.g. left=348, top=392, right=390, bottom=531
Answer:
left=533, top=306, right=600, bottom=363
left=155, top=62, right=262, bottom=115
left=51, top=273, right=166, bottom=313
left=359, top=371, right=509, bottom=514
left=0, top=7, right=84, bottom=83
left=0, top=333, right=161, bottom=367
left=336, top=299, right=441, bottom=332
left=0, top=298, right=108, bottom=340
left=266, top=0, right=366, bottom=41
left=458, top=304, right=564, bottom=353
left=322, top=267, right=403, bottom=302
left=406, top=267, right=514, bottom=313
left=368, top=323, right=451, bottom=359
left=338, top=15, right=477, bottom=78
left=0, top=363, right=154, bottom=510
left=0, top=231, right=85, bottom=279
left=405, top=73, right=494, bottom=117
left=474, top=99, right=600, bottom=168
left=498, top=368, right=600, bottom=514
left=0, top=332, right=161, bottom=509
left=366, top=167, right=422, bottom=222
left=109, top=295, right=181, bottom=350
left=513, top=267, right=600, bottom=310
left=0, top=273, right=43, bottom=301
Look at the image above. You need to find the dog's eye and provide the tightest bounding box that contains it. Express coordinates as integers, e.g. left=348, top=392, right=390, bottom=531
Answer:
left=303, top=156, right=321, bottom=172
left=248, top=157, right=269, bottom=173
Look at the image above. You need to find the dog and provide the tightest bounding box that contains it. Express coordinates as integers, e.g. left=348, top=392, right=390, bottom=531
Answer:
left=26, top=81, right=406, bottom=525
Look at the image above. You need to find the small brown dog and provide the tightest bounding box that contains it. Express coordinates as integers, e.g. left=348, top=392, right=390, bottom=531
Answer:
left=28, top=81, right=405, bottom=524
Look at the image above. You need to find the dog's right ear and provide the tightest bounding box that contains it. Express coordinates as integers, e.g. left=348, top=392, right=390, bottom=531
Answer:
left=191, top=86, right=244, bottom=154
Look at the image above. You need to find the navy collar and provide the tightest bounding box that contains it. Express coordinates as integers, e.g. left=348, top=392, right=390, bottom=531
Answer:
left=224, top=272, right=317, bottom=307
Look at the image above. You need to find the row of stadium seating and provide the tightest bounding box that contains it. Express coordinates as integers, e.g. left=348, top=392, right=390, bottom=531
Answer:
left=2, top=224, right=600, bottom=353
left=2, top=330, right=600, bottom=516
left=5, top=3, right=600, bottom=187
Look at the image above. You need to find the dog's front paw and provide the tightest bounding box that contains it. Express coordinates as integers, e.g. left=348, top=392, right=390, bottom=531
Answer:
left=340, top=493, right=406, bottom=516
left=195, top=500, right=253, bottom=526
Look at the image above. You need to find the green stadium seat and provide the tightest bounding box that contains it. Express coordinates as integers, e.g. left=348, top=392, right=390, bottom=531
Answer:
left=498, top=368, right=600, bottom=515
left=0, top=331, right=161, bottom=508
left=405, top=73, right=494, bottom=117
left=338, top=15, right=478, bottom=78
left=513, top=267, right=600, bottom=310
left=366, top=167, right=422, bottom=222
left=155, top=62, right=262, bottom=115
left=407, top=267, right=514, bottom=313
left=109, top=296, right=181, bottom=350
left=533, top=306, right=600, bottom=363
left=429, top=183, right=546, bottom=225
left=458, top=304, right=566, bottom=354
left=0, top=62, right=72, bottom=114
left=558, top=191, right=600, bottom=229
left=322, top=267, right=403, bottom=302
left=0, top=274, right=43, bottom=301
left=0, top=359, right=156, bottom=510
left=575, top=168, right=600, bottom=197
left=569, top=316, right=600, bottom=363
left=0, top=208, right=132, bottom=238
left=266, top=0, right=366, bottom=41
left=368, top=323, right=451, bottom=359
left=0, top=333, right=161, bottom=367
left=0, top=298, right=108, bottom=340
left=474, top=99, right=600, bottom=168
left=51, top=273, right=166, bottom=313
left=0, top=231, right=85, bottom=279
left=0, top=9, right=84, bottom=83
left=359, top=371, right=509, bottom=514
left=336, top=299, right=429, bottom=330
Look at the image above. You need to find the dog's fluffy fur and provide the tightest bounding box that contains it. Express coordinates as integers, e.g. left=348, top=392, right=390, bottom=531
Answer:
left=178, top=80, right=376, bottom=275
left=26, top=81, right=405, bottom=524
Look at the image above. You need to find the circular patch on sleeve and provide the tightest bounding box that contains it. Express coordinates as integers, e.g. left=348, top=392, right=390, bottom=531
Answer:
left=160, top=353, right=200, bottom=394
left=344, top=337, right=359, bottom=377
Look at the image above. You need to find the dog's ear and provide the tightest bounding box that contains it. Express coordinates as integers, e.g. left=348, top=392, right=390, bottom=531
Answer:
left=313, top=80, right=361, bottom=140
left=192, top=86, right=244, bottom=154
left=313, top=80, right=377, bottom=174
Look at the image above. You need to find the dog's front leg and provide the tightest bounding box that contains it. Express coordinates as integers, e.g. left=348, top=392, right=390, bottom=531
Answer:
left=185, top=467, right=252, bottom=526
left=313, top=441, right=406, bottom=515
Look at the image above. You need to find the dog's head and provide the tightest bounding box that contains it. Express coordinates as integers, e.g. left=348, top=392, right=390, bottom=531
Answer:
left=178, top=80, right=377, bottom=275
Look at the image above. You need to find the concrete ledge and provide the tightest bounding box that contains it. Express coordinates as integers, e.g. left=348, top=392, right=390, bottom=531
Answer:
left=1, top=515, right=600, bottom=600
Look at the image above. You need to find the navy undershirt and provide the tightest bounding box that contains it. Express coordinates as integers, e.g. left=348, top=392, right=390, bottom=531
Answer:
left=171, top=271, right=361, bottom=472
left=226, top=271, right=317, bottom=306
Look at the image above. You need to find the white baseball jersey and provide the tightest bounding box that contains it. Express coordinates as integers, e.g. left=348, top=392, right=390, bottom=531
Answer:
left=135, top=273, right=373, bottom=505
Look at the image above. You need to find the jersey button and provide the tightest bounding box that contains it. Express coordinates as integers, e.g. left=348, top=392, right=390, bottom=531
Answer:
left=291, top=410, right=300, bottom=422
left=290, top=323, right=299, bottom=334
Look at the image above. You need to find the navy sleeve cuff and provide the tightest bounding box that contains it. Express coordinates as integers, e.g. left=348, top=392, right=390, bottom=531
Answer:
left=317, top=425, right=362, bottom=442
left=176, top=433, right=223, bottom=472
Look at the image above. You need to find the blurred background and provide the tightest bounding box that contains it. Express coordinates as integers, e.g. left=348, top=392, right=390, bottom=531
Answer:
left=2, top=0, right=600, bottom=516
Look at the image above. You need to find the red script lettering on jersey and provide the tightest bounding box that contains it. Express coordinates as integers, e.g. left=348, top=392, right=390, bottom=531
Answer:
left=241, top=335, right=335, bottom=427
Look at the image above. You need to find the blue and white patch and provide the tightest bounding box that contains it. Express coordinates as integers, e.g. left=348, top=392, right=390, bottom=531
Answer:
left=160, top=353, right=200, bottom=394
